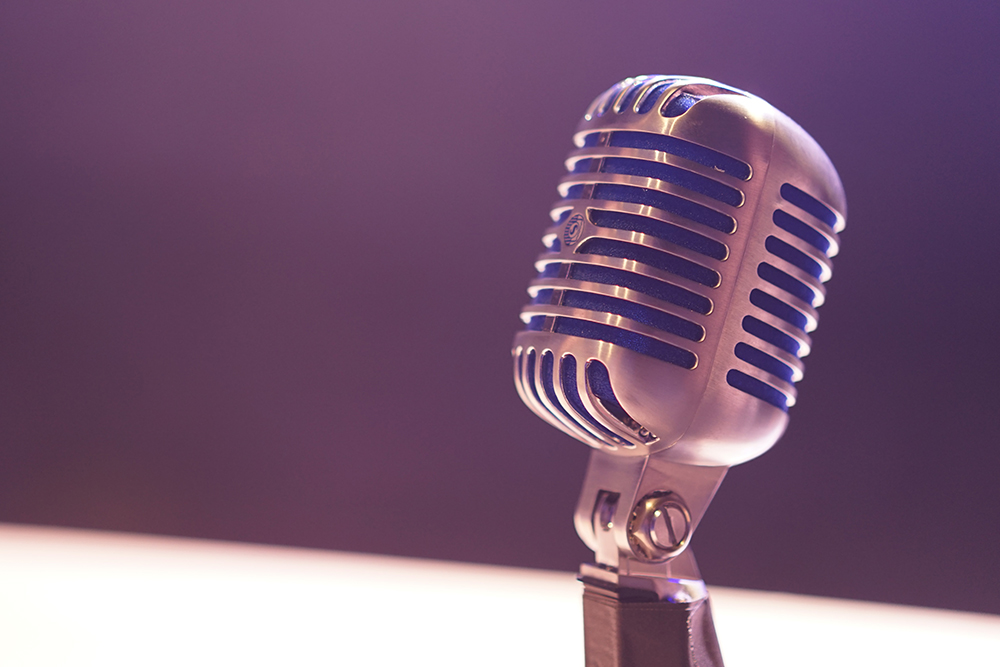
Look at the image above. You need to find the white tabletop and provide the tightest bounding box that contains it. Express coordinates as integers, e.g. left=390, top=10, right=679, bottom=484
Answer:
left=1, top=523, right=997, bottom=666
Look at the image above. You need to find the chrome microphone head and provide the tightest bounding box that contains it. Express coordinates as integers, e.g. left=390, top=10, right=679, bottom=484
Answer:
left=512, top=75, right=846, bottom=468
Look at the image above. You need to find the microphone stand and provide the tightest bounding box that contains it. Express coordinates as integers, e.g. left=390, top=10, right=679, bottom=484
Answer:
left=574, top=450, right=729, bottom=667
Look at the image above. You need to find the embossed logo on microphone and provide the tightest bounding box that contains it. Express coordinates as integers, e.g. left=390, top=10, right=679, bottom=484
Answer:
left=562, top=212, right=584, bottom=247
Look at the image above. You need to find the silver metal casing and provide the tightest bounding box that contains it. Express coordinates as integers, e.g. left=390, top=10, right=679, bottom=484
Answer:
left=513, top=75, right=846, bottom=468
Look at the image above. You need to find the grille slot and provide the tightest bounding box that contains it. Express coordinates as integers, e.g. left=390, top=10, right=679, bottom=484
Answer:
left=662, top=92, right=701, bottom=117
left=561, top=263, right=712, bottom=314
left=582, top=130, right=751, bottom=180
left=525, top=316, right=697, bottom=370
left=576, top=238, right=721, bottom=288
left=750, top=289, right=809, bottom=331
left=773, top=209, right=832, bottom=255
left=531, top=288, right=705, bottom=341
left=539, top=350, right=595, bottom=437
left=765, top=236, right=824, bottom=280
left=726, top=370, right=790, bottom=411
left=560, top=355, right=627, bottom=445
left=780, top=183, right=839, bottom=229
left=563, top=184, right=736, bottom=234
left=515, top=346, right=658, bottom=449
left=741, top=316, right=802, bottom=357
left=585, top=360, right=657, bottom=443
left=516, top=346, right=598, bottom=446
left=598, top=157, right=743, bottom=206
left=635, top=82, right=677, bottom=114
left=521, top=107, right=749, bottom=377
left=588, top=209, right=728, bottom=261
left=757, top=263, right=818, bottom=306
left=731, top=183, right=843, bottom=410
left=734, top=342, right=795, bottom=383
left=616, top=81, right=647, bottom=114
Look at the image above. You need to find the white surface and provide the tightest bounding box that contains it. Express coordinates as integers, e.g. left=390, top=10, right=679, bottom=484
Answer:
left=0, top=523, right=997, bottom=666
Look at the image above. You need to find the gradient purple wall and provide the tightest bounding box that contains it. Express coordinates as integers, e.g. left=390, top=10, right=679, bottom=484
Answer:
left=1, top=1, right=998, bottom=614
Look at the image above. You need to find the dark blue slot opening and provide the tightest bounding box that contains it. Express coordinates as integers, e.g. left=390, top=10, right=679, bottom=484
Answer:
left=525, top=348, right=546, bottom=406
left=569, top=263, right=712, bottom=314
left=539, top=263, right=563, bottom=278
left=617, top=83, right=644, bottom=113
left=558, top=290, right=704, bottom=341
left=765, top=236, right=824, bottom=280
left=600, top=157, right=742, bottom=207
left=734, top=342, right=795, bottom=383
left=585, top=360, right=635, bottom=428
left=586, top=184, right=736, bottom=234
left=552, top=317, right=697, bottom=369
left=531, top=289, right=553, bottom=305
left=750, top=289, right=809, bottom=331
left=780, top=183, right=838, bottom=228
left=572, top=158, right=593, bottom=173
left=757, top=263, right=816, bottom=306
left=726, top=369, right=788, bottom=411
left=635, top=82, right=676, bottom=114
left=773, top=209, right=831, bottom=255
left=526, top=316, right=545, bottom=331
left=605, top=130, right=751, bottom=180
left=577, top=238, right=721, bottom=288
left=661, top=92, right=700, bottom=117
left=540, top=351, right=586, bottom=428
left=560, top=355, right=624, bottom=444
left=741, top=316, right=800, bottom=356
left=588, top=209, right=727, bottom=261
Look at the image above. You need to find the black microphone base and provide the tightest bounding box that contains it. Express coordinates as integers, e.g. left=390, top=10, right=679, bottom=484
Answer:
left=582, top=583, right=724, bottom=667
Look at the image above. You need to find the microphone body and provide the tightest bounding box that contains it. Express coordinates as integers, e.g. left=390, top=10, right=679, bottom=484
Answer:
left=512, top=76, right=846, bottom=666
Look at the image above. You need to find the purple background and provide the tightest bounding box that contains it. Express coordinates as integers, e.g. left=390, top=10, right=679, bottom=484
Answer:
left=2, top=1, right=998, bottom=614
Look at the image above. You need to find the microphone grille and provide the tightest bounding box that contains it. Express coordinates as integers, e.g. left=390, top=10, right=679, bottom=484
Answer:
left=726, top=182, right=842, bottom=410
left=514, top=76, right=845, bottom=454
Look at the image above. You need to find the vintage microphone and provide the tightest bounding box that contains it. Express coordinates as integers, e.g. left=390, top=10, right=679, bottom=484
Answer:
left=512, top=75, right=846, bottom=667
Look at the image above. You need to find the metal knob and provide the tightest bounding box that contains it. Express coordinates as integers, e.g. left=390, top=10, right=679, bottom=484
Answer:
left=627, top=492, right=692, bottom=562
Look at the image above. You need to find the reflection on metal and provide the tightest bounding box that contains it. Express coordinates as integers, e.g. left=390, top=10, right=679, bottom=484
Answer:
left=628, top=492, right=692, bottom=562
